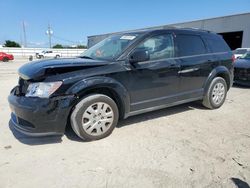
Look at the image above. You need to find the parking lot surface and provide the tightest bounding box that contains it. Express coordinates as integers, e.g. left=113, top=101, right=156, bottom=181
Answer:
left=0, top=60, right=250, bottom=188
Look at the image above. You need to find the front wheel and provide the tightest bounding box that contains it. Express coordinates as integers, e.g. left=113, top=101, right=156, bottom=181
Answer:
left=70, top=94, right=119, bottom=141
left=202, top=77, right=227, bottom=109
left=3, top=57, right=9, bottom=62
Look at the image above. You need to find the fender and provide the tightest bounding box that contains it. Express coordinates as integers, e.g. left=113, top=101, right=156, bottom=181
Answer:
left=203, top=66, right=232, bottom=94
left=66, top=76, right=130, bottom=118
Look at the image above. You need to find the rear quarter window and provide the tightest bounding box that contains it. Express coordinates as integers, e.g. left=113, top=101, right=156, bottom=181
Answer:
left=176, top=34, right=207, bottom=57
left=204, top=35, right=231, bottom=53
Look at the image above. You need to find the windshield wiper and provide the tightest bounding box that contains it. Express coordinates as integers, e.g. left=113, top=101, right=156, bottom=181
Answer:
left=79, top=55, right=93, bottom=59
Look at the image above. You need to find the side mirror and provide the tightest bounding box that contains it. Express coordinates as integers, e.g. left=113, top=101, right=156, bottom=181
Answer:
left=129, top=50, right=149, bottom=63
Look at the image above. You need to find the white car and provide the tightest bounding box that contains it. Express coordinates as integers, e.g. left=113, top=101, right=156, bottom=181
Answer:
left=36, top=50, right=61, bottom=59
left=233, top=48, right=250, bottom=59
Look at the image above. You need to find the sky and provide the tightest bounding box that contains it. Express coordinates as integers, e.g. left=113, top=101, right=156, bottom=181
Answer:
left=0, top=0, right=250, bottom=47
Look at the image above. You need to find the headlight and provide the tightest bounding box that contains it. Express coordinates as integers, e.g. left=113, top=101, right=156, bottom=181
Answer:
left=25, top=81, right=62, bottom=98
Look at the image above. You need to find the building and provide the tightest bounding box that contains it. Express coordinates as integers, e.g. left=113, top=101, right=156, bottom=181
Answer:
left=87, top=13, right=250, bottom=50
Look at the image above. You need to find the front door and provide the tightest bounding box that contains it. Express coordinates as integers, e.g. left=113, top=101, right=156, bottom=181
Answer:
left=125, top=33, right=181, bottom=112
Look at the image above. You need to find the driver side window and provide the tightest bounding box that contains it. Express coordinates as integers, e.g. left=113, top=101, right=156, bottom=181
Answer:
left=135, top=34, right=174, bottom=61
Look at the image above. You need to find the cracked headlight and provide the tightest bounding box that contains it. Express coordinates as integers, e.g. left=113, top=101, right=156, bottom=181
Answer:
left=25, top=81, right=62, bottom=98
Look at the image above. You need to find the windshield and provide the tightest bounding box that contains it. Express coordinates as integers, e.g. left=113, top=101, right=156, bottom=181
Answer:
left=80, top=34, right=138, bottom=61
left=234, top=49, right=247, bottom=55
left=240, top=52, right=250, bottom=59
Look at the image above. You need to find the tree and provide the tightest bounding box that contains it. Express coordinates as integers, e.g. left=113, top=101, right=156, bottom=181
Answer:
left=52, top=44, right=87, bottom=49
left=52, top=44, right=64, bottom=49
left=76, top=45, right=87, bottom=49
left=4, top=40, right=21, bottom=47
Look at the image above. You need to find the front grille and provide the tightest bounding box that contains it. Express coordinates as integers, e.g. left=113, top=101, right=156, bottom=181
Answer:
left=18, top=77, right=29, bottom=95
left=234, top=68, right=250, bottom=80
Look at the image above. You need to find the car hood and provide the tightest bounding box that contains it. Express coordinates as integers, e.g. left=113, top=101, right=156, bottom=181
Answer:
left=234, top=59, right=250, bottom=69
left=18, top=58, right=111, bottom=80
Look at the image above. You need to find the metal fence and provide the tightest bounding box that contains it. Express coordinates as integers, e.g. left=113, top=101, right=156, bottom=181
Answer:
left=0, top=47, right=86, bottom=58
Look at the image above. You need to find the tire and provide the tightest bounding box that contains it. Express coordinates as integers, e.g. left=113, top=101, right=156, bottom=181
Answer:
left=202, top=77, right=227, bottom=109
left=3, top=57, right=9, bottom=62
left=70, top=94, right=119, bottom=141
left=55, top=55, right=60, bottom=59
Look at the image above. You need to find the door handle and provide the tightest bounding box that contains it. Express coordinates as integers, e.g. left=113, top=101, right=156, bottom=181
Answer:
left=178, top=67, right=200, bottom=74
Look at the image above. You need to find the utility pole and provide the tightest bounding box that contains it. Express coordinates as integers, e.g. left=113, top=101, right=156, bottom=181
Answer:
left=20, top=34, right=23, bottom=48
left=22, top=21, right=27, bottom=47
left=46, top=23, right=53, bottom=48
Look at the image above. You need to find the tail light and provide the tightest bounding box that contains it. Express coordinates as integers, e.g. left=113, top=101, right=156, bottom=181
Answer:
left=232, top=54, right=236, bottom=63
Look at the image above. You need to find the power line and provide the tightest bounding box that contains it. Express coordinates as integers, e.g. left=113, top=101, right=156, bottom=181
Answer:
left=52, top=35, right=80, bottom=44
left=44, top=24, right=87, bottom=47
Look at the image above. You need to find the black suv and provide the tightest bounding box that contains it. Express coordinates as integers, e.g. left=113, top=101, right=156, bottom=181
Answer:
left=8, top=28, right=234, bottom=141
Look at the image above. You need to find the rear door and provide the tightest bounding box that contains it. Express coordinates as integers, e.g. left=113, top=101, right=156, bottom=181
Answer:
left=175, top=34, right=212, bottom=99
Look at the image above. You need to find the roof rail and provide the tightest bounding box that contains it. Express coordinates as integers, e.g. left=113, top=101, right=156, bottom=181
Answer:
left=180, top=27, right=211, bottom=33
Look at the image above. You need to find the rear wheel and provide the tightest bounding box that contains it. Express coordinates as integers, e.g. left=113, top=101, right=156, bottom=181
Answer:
left=202, top=77, right=227, bottom=109
left=55, top=55, right=60, bottom=58
left=3, top=57, right=9, bottom=62
left=70, top=94, right=119, bottom=141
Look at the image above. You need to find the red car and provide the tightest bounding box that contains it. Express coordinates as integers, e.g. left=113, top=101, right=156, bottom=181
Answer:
left=0, top=52, right=14, bottom=62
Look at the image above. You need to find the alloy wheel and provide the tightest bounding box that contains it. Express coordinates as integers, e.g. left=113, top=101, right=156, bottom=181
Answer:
left=212, top=82, right=225, bottom=105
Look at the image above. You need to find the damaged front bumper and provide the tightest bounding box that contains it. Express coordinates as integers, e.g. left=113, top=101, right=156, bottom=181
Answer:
left=8, top=86, right=76, bottom=136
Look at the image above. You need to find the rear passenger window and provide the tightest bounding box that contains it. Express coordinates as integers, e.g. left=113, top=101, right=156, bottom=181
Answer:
left=205, top=35, right=231, bottom=53
left=176, top=35, right=206, bottom=57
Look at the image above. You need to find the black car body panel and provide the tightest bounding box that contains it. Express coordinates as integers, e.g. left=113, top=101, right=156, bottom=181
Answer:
left=234, top=58, right=250, bottom=86
left=18, top=58, right=111, bottom=80
left=8, top=28, right=234, bottom=136
left=234, top=59, right=250, bottom=69
left=9, top=90, right=75, bottom=136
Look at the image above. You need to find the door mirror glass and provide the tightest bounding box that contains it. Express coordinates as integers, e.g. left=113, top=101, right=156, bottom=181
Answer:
left=129, top=49, right=149, bottom=63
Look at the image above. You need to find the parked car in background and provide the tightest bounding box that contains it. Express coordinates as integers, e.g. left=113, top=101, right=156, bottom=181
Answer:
left=0, top=52, right=14, bottom=62
left=234, top=52, right=250, bottom=86
left=9, top=28, right=234, bottom=141
left=233, top=48, right=250, bottom=59
left=35, top=50, right=61, bottom=59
